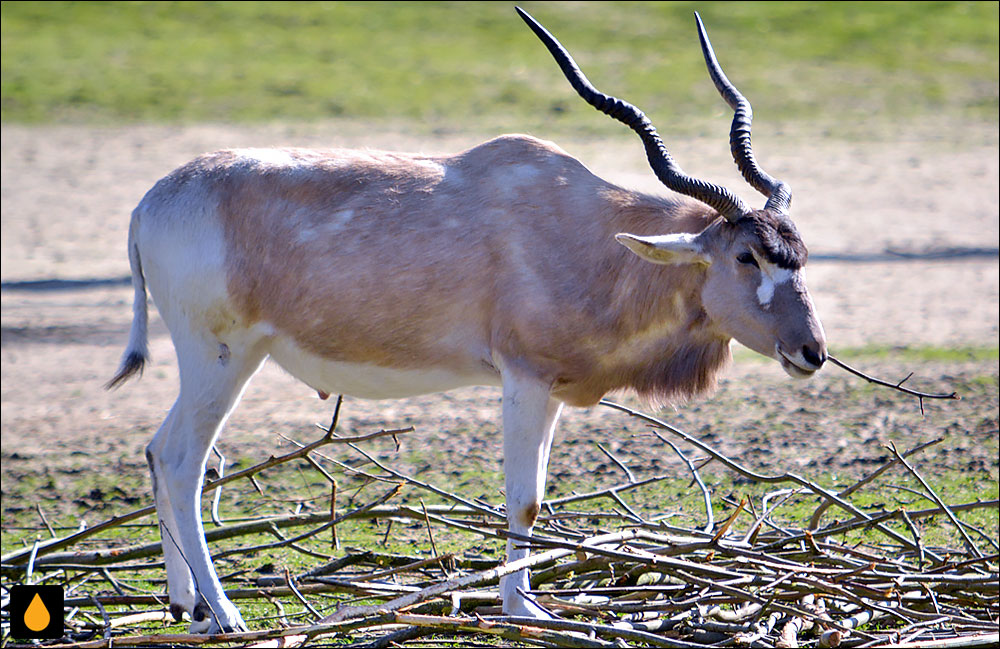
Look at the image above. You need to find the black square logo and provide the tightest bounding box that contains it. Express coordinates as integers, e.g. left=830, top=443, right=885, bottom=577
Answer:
left=9, top=585, right=65, bottom=640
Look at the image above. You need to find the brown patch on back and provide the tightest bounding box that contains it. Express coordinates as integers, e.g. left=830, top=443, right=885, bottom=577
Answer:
left=211, top=147, right=505, bottom=373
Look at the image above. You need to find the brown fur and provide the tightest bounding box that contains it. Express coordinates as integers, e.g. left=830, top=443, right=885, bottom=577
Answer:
left=520, top=501, right=541, bottom=528
left=151, top=136, right=771, bottom=407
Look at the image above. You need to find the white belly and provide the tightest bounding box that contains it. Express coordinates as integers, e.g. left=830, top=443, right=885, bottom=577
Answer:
left=268, top=337, right=500, bottom=400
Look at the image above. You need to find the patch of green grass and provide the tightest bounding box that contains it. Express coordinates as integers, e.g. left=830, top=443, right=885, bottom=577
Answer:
left=734, top=343, right=999, bottom=365
left=3, top=444, right=995, bottom=636
left=2, top=1, right=997, bottom=135
left=611, top=468, right=1000, bottom=554
left=831, top=470, right=1000, bottom=549
left=832, top=345, right=999, bottom=363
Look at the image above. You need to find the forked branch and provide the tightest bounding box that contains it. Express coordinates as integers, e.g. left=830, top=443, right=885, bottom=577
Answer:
left=827, top=354, right=960, bottom=414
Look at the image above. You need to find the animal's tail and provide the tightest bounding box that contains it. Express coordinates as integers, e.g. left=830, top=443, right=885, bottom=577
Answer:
left=106, top=213, right=149, bottom=389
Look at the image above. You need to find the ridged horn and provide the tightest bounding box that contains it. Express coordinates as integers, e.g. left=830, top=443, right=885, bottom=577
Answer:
left=694, top=12, right=791, bottom=214
left=516, top=6, right=752, bottom=222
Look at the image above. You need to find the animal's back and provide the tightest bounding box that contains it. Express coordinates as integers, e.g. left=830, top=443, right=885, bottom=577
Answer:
left=126, top=136, right=631, bottom=399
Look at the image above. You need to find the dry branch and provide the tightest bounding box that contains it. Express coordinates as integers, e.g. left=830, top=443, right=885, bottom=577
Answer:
left=4, top=401, right=995, bottom=649
left=827, top=354, right=961, bottom=413
left=1, top=404, right=416, bottom=568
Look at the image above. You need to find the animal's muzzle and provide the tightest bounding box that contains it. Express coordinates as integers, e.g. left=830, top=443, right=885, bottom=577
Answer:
left=777, top=343, right=826, bottom=378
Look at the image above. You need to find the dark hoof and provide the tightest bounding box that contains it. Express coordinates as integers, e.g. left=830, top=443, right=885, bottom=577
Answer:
left=193, top=601, right=211, bottom=623
left=169, top=603, right=187, bottom=622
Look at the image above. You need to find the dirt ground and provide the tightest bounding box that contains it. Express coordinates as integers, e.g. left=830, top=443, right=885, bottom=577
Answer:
left=2, top=122, right=998, bottom=527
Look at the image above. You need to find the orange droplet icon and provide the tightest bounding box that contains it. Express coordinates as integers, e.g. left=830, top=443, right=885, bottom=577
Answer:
left=25, top=592, right=51, bottom=632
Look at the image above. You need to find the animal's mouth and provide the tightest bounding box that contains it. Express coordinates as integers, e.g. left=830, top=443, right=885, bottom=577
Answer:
left=777, top=347, right=820, bottom=378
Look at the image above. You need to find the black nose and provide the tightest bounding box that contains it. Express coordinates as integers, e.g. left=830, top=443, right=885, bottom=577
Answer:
left=802, top=344, right=826, bottom=368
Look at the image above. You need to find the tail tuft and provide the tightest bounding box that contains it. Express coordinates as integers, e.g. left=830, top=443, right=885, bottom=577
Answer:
left=106, top=351, right=147, bottom=390
left=107, top=213, right=149, bottom=391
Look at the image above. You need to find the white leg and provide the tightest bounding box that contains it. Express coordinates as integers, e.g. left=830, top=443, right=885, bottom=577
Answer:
left=499, top=370, right=563, bottom=618
left=146, top=335, right=265, bottom=633
left=145, top=407, right=196, bottom=623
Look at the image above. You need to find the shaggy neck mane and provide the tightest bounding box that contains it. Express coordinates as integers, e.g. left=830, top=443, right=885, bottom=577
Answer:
left=597, top=189, right=734, bottom=407
left=626, top=337, right=732, bottom=407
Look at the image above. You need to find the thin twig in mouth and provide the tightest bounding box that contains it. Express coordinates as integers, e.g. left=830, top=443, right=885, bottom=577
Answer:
left=827, top=354, right=960, bottom=414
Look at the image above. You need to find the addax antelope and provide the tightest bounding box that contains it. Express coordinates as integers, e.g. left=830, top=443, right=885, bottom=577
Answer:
left=109, top=8, right=826, bottom=631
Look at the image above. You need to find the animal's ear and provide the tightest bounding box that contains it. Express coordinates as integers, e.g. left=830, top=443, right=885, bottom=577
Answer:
left=615, top=232, right=712, bottom=266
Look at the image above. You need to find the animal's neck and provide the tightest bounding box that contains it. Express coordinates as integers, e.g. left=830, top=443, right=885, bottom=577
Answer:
left=548, top=189, right=731, bottom=406
left=611, top=258, right=731, bottom=406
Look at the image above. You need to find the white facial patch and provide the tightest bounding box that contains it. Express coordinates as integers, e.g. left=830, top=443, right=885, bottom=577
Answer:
left=756, top=264, right=794, bottom=308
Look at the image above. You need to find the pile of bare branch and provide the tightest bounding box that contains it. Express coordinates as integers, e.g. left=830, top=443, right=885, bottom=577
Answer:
left=2, top=398, right=997, bottom=648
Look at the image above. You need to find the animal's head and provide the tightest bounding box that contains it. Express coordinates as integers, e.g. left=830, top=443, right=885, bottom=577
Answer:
left=518, top=7, right=826, bottom=378
left=617, top=210, right=825, bottom=378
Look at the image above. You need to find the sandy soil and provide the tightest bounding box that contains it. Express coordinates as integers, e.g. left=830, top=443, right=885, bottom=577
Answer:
left=2, top=122, right=998, bottom=520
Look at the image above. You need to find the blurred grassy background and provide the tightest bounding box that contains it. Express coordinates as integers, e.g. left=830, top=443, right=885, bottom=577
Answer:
left=2, top=1, right=997, bottom=137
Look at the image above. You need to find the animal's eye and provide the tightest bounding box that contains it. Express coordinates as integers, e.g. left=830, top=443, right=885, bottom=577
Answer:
left=737, top=252, right=759, bottom=268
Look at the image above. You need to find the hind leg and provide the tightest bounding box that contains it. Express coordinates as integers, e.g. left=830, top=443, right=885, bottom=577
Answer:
left=146, top=334, right=266, bottom=633
left=146, top=406, right=198, bottom=624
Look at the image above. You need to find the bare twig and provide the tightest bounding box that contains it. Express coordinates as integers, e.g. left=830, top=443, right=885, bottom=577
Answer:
left=35, top=504, right=56, bottom=538
left=7, top=400, right=994, bottom=649
left=320, top=530, right=642, bottom=623
left=827, top=354, right=960, bottom=413
left=2, top=420, right=417, bottom=567
left=419, top=499, right=450, bottom=578
left=596, top=443, right=636, bottom=483
left=809, top=437, right=943, bottom=530
left=710, top=497, right=745, bottom=543
left=283, top=568, right=321, bottom=622
left=651, top=431, right=715, bottom=534
left=209, top=445, right=226, bottom=527
left=886, top=441, right=984, bottom=559
left=599, top=399, right=941, bottom=561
